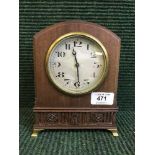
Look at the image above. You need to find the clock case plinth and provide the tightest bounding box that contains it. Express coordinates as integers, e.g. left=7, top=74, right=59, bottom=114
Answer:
left=32, top=21, right=121, bottom=137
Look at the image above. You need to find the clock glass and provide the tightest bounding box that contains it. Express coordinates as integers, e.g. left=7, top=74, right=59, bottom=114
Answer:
left=46, top=32, right=108, bottom=95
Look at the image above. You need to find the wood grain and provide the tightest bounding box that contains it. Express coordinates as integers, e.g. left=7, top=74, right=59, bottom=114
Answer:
left=33, top=20, right=121, bottom=130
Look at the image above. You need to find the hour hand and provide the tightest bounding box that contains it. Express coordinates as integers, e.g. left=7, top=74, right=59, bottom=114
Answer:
left=72, top=49, right=76, bottom=55
left=72, top=49, right=80, bottom=85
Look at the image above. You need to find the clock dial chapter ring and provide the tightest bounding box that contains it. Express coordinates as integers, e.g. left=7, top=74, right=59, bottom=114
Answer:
left=45, top=32, right=109, bottom=95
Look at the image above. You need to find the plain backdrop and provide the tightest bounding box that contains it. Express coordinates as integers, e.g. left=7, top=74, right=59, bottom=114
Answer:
left=0, top=0, right=155, bottom=155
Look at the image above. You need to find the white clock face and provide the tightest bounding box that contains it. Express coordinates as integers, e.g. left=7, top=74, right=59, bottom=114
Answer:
left=46, top=33, right=108, bottom=95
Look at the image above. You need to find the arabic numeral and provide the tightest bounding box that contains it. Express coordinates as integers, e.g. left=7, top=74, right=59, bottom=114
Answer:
left=65, top=43, right=70, bottom=50
left=57, top=52, right=65, bottom=57
left=74, top=41, right=82, bottom=47
left=87, top=44, right=89, bottom=50
left=56, top=72, right=65, bottom=78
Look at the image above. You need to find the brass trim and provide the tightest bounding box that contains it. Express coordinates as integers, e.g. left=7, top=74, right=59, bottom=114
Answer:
left=108, top=129, right=119, bottom=137
left=45, top=32, right=109, bottom=95
left=31, top=129, right=44, bottom=137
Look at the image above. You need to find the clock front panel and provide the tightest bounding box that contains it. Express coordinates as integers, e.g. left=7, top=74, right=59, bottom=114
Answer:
left=32, top=21, right=120, bottom=136
left=46, top=34, right=108, bottom=95
left=34, top=21, right=120, bottom=108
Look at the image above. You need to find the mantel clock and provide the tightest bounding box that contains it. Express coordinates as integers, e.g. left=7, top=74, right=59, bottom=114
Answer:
left=32, top=21, right=121, bottom=137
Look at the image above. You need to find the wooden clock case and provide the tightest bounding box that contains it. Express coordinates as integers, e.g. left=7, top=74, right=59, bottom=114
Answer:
left=32, top=20, right=121, bottom=137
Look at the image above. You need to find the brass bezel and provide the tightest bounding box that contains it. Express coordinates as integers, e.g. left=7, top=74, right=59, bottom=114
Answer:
left=45, top=32, right=109, bottom=95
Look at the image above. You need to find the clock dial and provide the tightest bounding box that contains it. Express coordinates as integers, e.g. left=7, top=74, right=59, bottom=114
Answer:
left=46, top=33, right=108, bottom=95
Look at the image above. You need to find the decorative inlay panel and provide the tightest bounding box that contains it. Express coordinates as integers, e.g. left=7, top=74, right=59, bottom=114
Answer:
left=47, top=113, right=58, bottom=123
left=35, top=112, right=115, bottom=127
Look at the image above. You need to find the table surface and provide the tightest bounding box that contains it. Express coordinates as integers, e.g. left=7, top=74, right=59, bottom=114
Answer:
left=20, top=108, right=135, bottom=155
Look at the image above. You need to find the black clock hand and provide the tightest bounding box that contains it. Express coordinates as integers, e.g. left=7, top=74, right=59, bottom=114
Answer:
left=72, top=49, right=80, bottom=87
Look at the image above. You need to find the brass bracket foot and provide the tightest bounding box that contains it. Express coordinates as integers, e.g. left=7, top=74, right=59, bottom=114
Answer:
left=31, top=129, right=44, bottom=138
left=108, top=129, right=119, bottom=137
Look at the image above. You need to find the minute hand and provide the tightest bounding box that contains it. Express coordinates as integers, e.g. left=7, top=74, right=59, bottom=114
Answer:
left=72, top=49, right=80, bottom=83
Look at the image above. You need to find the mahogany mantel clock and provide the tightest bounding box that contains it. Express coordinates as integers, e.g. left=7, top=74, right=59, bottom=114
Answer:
left=32, top=21, right=121, bottom=137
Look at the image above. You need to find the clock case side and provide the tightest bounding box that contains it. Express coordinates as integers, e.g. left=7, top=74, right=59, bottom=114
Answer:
left=32, top=21, right=121, bottom=132
left=33, top=35, right=38, bottom=107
